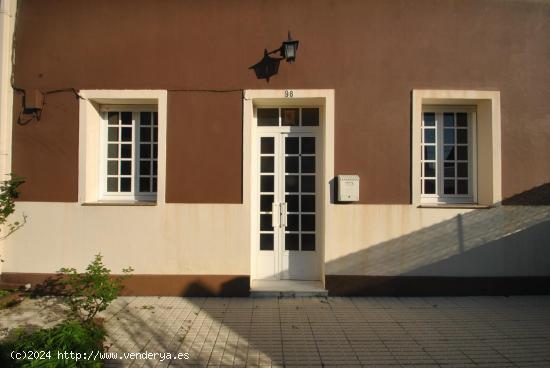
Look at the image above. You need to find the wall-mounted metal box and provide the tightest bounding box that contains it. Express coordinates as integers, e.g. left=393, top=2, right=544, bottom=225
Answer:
left=337, top=175, right=360, bottom=202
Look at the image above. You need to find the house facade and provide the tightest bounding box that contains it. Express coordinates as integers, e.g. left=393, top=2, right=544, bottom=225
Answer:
left=0, top=0, right=549, bottom=296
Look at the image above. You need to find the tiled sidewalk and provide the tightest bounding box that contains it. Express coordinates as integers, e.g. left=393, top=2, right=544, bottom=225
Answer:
left=100, top=296, right=550, bottom=367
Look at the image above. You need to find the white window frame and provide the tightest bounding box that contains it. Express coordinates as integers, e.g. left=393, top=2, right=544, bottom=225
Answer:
left=420, top=105, right=478, bottom=204
left=78, top=90, right=167, bottom=205
left=99, top=105, right=158, bottom=202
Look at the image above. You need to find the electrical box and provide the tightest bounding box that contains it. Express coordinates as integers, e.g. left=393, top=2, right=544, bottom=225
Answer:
left=337, top=175, right=360, bottom=202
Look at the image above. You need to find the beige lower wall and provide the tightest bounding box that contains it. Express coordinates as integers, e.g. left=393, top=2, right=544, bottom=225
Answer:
left=326, top=204, right=550, bottom=277
left=3, top=202, right=549, bottom=278
left=2, top=202, right=250, bottom=275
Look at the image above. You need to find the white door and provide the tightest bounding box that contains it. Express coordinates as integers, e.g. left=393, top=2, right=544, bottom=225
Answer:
left=255, top=110, right=321, bottom=280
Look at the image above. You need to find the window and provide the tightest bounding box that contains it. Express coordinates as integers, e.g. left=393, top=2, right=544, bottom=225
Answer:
left=100, top=106, right=158, bottom=201
left=420, top=107, right=476, bottom=204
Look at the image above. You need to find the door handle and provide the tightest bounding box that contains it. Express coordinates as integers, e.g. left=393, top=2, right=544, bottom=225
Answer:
left=280, top=202, right=287, bottom=227
left=272, top=203, right=280, bottom=228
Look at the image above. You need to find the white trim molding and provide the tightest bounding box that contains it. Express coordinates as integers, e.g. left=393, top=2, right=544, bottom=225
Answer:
left=412, top=90, right=501, bottom=206
left=78, top=90, right=168, bottom=205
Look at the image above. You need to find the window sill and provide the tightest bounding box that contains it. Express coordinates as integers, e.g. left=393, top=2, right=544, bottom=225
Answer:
left=417, top=203, right=491, bottom=209
left=81, top=200, right=157, bottom=207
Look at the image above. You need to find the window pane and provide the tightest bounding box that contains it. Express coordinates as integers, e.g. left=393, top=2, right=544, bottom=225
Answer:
left=257, top=108, right=278, bottom=126
left=108, top=127, right=119, bottom=142
left=444, top=146, right=455, bottom=160
left=261, top=157, right=274, bottom=173
left=152, top=112, right=158, bottom=125
left=424, top=129, right=435, bottom=144
left=153, top=144, right=158, bottom=159
left=285, top=157, right=299, bottom=173
left=457, top=112, right=468, bottom=127
left=281, top=108, right=299, bottom=126
left=457, top=162, right=468, bottom=178
left=139, top=177, right=150, bottom=192
left=261, top=137, right=274, bottom=154
left=301, top=195, right=315, bottom=212
left=107, top=177, right=118, bottom=192
left=121, top=112, right=132, bottom=125
left=287, top=214, right=299, bottom=231
left=260, top=175, right=274, bottom=192
left=424, top=146, right=435, bottom=160
left=285, top=137, right=299, bottom=154
left=423, top=112, right=435, bottom=126
left=301, top=215, right=315, bottom=231
left=120, top=178, right=131, bottom=192
left=153, top=161, right=158, bottom=176
left=140, top=144, right=150, bottom=159
left=260, top=195, right=274, bottom=212
left=301, top=157, right=315, bottom=173
left=444, top=162, right=455, bottom=178
left=457, top=179, right=468, bottom=194
left=120, top=160, right=131, bottom=175
left=302, top=108, right=319, bottom=126
left=424, top=179, right=435, bottom=194
left=260, top=214, right=272, bottom=231
left=457, top=129, right=468, bottom=144
left=152, top=178, right=157, bottom=192
left=457, top=146, right=468, bottom=160
left=301, top=137, right=315, bottom=154
left=153, top=127, right=158, bottom=142
left=108, top=112, right=119, bottom=125
left=285, top=175, right=299, bottom=192
left=121, top=144, right=132, bottom=158
left=444, top=179, right=455, bottom=194
left=140, top=160, right=151, bottom=175
left=121, top=127, right=132, bottom=142
left=285, top=234, right=299, bottom=251
left=108, top=144, right=118, bottom=159
left=286, top=195, right=299, bottom=212
left=140, top=112, right=151, bottom=125
left=424, top=162, right=436, bottom=177
left=444, top=129, right=455, bottom=144
left=260, top=234, right=274, bottom=251
left=444, top=112, right=454, bottom=127
left=140, top=127, right=151, bottom=142
left=301, top=234, right=315, bottom=251
left=301, top=176, right=315, bottom=193
left=107, top=160, right=117, bottom=175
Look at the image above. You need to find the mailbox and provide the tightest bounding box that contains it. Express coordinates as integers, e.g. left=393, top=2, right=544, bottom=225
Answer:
left=337, top=175, right=360, bottom=202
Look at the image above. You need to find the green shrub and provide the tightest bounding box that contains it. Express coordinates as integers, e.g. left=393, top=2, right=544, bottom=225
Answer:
left=0, top=320, right=105, bottom=367
left=58, top=254, right=133, bottom=322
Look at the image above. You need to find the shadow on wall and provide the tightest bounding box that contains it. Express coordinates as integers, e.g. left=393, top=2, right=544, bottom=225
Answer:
left=326, top=182, right=550, bottom=295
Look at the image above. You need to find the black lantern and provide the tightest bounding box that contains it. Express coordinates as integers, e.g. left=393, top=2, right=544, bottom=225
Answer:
left=281, top=32, right=299, bottom=63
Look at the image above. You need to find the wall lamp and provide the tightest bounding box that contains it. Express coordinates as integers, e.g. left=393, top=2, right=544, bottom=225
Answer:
left=265, top=31, right=299, bottom=63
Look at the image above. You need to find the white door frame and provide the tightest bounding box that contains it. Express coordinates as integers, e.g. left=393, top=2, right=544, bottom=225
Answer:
left=243, top=90, right=335, bottom=285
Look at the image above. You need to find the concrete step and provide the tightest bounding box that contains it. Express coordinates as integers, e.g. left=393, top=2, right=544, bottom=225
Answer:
left=250, top=280, right=328, bottom=297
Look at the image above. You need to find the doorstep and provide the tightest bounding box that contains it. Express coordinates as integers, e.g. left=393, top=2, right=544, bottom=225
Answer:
left=250, top=279, right=328, bottom=297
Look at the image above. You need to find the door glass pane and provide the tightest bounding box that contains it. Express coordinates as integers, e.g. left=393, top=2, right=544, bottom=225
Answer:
left=258, top=108, right=278, bottom=126
left=301, top=215, right=315, bottom=231
left=285, top=234, right=299, bottom=251
left=121, top=112, right=132, bottom=125
left=260, top=214, right=272, bottom=231
left=261, top=175, right=274, bottom=192
left=260, top=195, right=274, bottom=212
left=444, top=112, right=454, bottom=127
left=457, top=112, right=468, bottom=127
left=301, top=137, right=315, bottom=154
left=285, top=157, right=299, bottom=173
left=260, top=234, right=274, bottom=251
left=261, top=157, right=274, bottom=173
left=302, top=108, right=319, bottom=126
left=287, top=214, right=299, bottom=231
left=120, top=178, right=131, bottom=192
left=423, top=112, right=435, bottom=126
left=301, top=157, right=315, bottom=173
left=285, top=175, right=299, bottom=192
left=301, top=176, right=315, bottom=193
left=286, top=195, right=299, bottom=212
left=261, top=137, right=274, bottom=154
left=444, top=179, right=455, bottom=195
left=281, top=108, right=299, bottom=126
left=301, top=234, right=315, bottom=251
left=108, top=112, right=119, bottom=125
left=457, top=179, right=468, bottom=194
left=108, top=127, right=119, bottom=141
left=301, top=195, right=315, bottom=212
left=285, top=137, right=299, bottom=154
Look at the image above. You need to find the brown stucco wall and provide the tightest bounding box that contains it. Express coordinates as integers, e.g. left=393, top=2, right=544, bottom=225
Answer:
left=11, top=0, right=550, bottom=203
